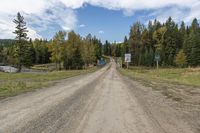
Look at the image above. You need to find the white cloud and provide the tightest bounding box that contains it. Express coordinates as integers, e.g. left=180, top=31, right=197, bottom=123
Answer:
left=27, top=28, right=42, bottom=39
left=59, top=0, right=200, bottom=20
left=79, top=24, right=86, bottom=28
left=0, top=0, right=77, bottom=39
left=184, top=2, right=200, bottom=23
left=0, top=0, right=47, bottom=14
left=0, top=0, right=200, bottom=39
left=147, top=6, right=190, bottom=23
left=98, top=30, right=104, bottom=34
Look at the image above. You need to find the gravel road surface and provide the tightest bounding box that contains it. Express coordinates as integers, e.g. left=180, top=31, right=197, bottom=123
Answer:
left=0, top=62, right=199, bottom=133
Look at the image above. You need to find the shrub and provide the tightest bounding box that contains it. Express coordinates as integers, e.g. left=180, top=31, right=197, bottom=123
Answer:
left=175, top=49, right=187, bottom=67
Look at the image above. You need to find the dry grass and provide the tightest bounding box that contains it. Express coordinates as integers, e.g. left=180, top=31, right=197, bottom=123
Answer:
left=119, top=67, right=200, bottom=87
left=0, top=67, right=98, bottom=98
left=119, top=67, right=200, bottom=104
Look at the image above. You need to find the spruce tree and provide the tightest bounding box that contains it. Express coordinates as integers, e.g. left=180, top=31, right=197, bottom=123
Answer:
left=13, top=12, right=32, bottom=71
left=179, top=21, right=186, bottom=49
left=185, top=18, right=200, bottom=66
left=72, top=48, right=84, bottom=69
left=163, top=17, right=178, bottom=66
left=191, top=19, right=200, bottom=66
left=124, top=36, right=129, bottom=53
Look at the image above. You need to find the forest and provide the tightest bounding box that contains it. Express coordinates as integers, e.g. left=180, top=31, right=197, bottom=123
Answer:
left=0, top=13, right=103, bottom=71
left=0, top=13, right=200, bottom=72
left=106, top=17, right=200, bottom=67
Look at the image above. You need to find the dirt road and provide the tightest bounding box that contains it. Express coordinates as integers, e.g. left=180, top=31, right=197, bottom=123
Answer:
left=0, top=62, right=199, bottom=133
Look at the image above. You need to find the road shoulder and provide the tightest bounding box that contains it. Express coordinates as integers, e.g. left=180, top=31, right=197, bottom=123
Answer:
left=119, top=70, right=200, bottom=133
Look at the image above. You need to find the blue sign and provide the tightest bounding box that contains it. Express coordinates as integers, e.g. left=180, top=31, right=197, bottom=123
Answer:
left=155, top=54, right=160, bottom=61
left=98, top=58, right=105, bottom=65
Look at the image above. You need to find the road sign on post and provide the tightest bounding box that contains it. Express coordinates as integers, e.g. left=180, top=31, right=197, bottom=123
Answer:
left=155, top=54, right=160, bottom=69
left=125, top=53, right=131, bottom=69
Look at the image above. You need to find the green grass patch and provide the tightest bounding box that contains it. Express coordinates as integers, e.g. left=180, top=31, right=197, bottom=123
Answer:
left=119, top=67, right=200, bottom=87
left=0, top=67, right=98, bottom=98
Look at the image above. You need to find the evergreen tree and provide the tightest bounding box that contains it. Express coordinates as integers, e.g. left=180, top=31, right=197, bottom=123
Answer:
left=123, top=36, right=129, bottom=53
left=13, top=12, right=32, bottom=71
left=129, top=22, right=144, bottom=65
left=71, top=48, right=84, bottom=69
left=29, top=39, right=36, bottom=65
left=184, top=18, right=200, bottom=66
left=179, top=21, right=186, bottom=49
left=163, top=17, right=178, bottom=66
left=4, top=14, right=200, bottom=68
left=190, top=19, right=200, bottom=66
left=103, top=40, right=111, bottom=56
left=140, top=29, right=150, bottom=65
left=92, top=36, right=102, bottom=60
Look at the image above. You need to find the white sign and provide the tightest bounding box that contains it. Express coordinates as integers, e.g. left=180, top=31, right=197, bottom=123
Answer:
left=125, top=54, right=131, bottom=63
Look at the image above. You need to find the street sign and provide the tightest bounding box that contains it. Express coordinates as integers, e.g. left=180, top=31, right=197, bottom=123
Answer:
left=155, top=54, right=160, bottom=61
left=125, top=54, right=131, bottom=63
left=154, top=54, right=160, bottom=69
left=98, top=58, right=105, bottom=66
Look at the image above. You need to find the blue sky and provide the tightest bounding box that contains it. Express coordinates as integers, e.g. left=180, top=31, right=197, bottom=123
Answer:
left=30, top=4, right=151, bottom=42
left=75, top=5, right=145, bottom=43
left=0, top=0, right=199, bottom=43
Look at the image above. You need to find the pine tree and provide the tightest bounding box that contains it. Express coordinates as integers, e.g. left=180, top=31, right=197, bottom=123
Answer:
left=163, top=17, right=179, bottom=66
left=29, top=39, right=36, bottom=65
left=185, top=18, right=200, bottom=66
left=71, top=48, right=84, bottom=69
left=124, top=36, right=129, bottom=53
left=179, top=21, right=186, bottom=49
left=92, top=36, right=102, bottom=60
left=103, top=40, right=111, bottom=56
left=190, top=19, right=200, bottom=66
left=13, top=12, right=32, bottom=71
left=129, top=22, right=144, bottom=65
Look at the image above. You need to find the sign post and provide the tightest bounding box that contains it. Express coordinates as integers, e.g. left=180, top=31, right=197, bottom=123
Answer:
left=125, top=53, right=131, bottom=69
left=155, top=54, right=160, bottom=69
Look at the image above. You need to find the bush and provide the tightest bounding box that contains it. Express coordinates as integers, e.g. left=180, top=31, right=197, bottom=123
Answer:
left=175, top=50, right=187, bottom=67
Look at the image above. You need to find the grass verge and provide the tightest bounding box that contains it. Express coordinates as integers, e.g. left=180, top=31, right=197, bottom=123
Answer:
left=119, top=67, right=200, bottom=104
left=119, top=67, right=200, bottom=87
left=0, top=67, right=98, bottom=99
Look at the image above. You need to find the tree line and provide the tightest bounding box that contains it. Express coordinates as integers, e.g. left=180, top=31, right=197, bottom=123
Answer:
left=0, top=13, right=103, bottom=71
left=48, top=31, right=102, bottom=70
left=1, top=13, right=200, bottom=70
left=105, top=17, right=200, bottom=67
